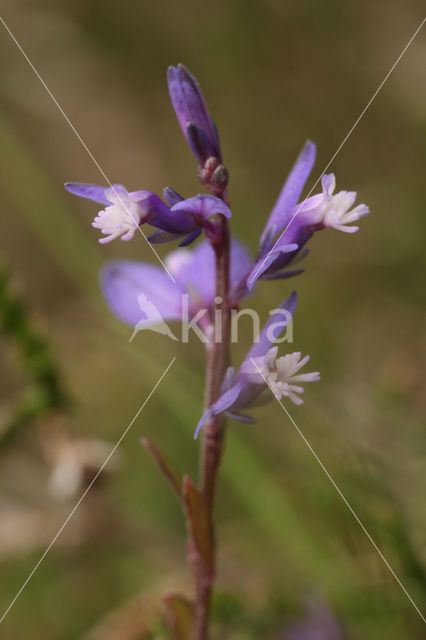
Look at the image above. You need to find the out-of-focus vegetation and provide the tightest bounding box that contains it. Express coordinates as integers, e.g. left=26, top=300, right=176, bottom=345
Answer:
left=0, top=263, right=68, bottom=445
left=0, top=1, right=425, bottom=638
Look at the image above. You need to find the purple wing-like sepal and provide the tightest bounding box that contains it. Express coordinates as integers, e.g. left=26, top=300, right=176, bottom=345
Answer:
left=260, top=140, right=316, bottom=244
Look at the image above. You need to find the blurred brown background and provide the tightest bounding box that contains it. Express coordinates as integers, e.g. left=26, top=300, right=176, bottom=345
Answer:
left=0, top=1, right=425, bottom=638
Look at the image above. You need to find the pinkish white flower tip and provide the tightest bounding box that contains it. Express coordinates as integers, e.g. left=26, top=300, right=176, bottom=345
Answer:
left=92, top=186, right=145, bottom=244
left=246, top=347, right=320, bottom=405
left=319, top=173, right=369, bottom=233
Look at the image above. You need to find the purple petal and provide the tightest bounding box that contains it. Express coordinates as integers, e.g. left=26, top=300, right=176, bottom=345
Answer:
left=171, top=194, right=231, bottom=222
left=65, top=182, right=113, bottom=206
left=163, top=187, right=184, bottom=206
left=255, top=220, right=315, bottom=280
left=225, top=411, right=257, bottom=424
left=104, top=184, right=129, bottom=202
left=261, top=140, right=316, bottom=243
left=246, top=291, right=298, bottom=359
left=194, top=409, right=212, bottom=439
left=194, top=382, right=244, bottom=438
left=128, top=189, right=163, bottom=203
left=101, top=261, right=185, bottom=327
left=230, top=238, right=254, bottom=285
left=285, top=600, right=346, bottom=640
left=147, top=230, right=183, bottom=244
left=220, top=366, right=237, bottom=393
left=246, top=244, right=298, bottom=290
left=261, top=267, right=305, bottom=280
left=171, top=240, right=215, bottom=304
left=186, top=123, right=212, bottom=164
left=145, top=195, right=196, bottom=235
left=195, top=378, right=265, bottom=434
left=210, top=382, right=244, bottom=417
left=173, top=237, right=252, bottom=307
left=179, top=228, right=202, bottom=247
left=217, top=376, right=266, bottom=417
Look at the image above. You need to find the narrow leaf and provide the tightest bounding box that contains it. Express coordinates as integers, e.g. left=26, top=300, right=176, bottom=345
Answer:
left=164, top=592, right=194, bottom=640
left=182, top=475, right=214, bottom=573
left=141, top=438, right=181, bottom=499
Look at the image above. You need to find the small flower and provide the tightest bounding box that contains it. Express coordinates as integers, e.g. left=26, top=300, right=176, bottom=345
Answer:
left=312, top=174, right=370, bottom=233
left=243, top=348, right=320, bottom=405
left=167, top=64, right=222, bottom=166
left=144, top=193, right=232, bottom=246
left=65, top=182, right=232, bottom=246
left=239, top=145, right=370, bottom=293
left=92, top=185, right=147, bottom=244
left=285, top=598, right=347, bottom=640
left=65, top=182, right=173, bottom=243
left=194, top=292, right=320, bottom=437
left=171, top=194, right=231, bottom=221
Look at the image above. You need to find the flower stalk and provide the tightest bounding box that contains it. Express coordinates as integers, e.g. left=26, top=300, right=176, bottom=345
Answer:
left=192, top=214, right=231, bottom=639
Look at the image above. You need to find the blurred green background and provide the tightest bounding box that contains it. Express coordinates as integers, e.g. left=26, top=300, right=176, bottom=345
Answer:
left=0, top=1, right=425, bottom=638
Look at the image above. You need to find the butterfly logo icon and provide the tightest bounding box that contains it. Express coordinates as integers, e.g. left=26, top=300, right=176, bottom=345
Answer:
left=129, top=294, right=179, bottom=343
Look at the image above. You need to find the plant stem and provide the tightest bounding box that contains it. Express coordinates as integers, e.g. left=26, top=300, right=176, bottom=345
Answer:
left=202, top=216, right=231, bottom=503
left=193, top=215, right=231, bottom=640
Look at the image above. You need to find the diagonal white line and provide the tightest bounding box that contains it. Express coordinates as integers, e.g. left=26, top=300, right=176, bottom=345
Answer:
left=0, top=357, right=176, bottom=625
left=248, top=16, right=426, bottom=287
left=0, top=15, right=176, bottom=283
left=250, top=357, right=426, bottom=624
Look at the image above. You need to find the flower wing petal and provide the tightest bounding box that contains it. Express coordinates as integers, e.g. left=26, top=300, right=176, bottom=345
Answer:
left=65, top=182, right=113, bottom=206
left=172, top=194, right=231, bottom=221
left=101, top=261, right=184, bottom=327
left=194, top=382, right=244, bottom=439
left=172, top=237, right=251, bottom=307
left=261, top=140, right=316, bottom=243
left=246, top=291, right=298, bottom=359
left=246, top=244, right=298, bottom=290
left=225, top=411, right=257, bottom=424
left=229, top=238, right=253, bottom=287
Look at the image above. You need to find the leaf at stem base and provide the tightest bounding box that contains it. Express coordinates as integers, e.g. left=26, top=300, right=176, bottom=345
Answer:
left=182, top=475, right=214, bottom=575
left=164, top=592, right=194, bottom=640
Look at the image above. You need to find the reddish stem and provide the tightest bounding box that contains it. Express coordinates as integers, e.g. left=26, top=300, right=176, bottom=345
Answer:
left=192, top=214, right=231, bottom=640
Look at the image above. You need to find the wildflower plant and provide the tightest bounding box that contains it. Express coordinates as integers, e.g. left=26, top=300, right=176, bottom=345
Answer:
left=66, top=64, right=369, bottom=639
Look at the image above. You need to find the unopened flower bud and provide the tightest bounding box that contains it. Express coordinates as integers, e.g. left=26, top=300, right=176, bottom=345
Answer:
left=168, top=64, right=222, bottom=166
left=211, top=164, right=229, bottom=189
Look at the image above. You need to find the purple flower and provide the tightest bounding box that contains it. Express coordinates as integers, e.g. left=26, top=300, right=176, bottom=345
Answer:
left=242, top=143, right=369, bottom=291
left=167, top=64, right=222, bottom=167
left=65, top=182, right=231, bottom=246
left=194, top=292, right=320, bottom=438
left=101, top=237, right=252, bottom=329
left=284, top=600, right=347, bottom=640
